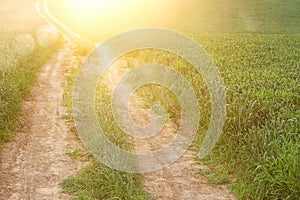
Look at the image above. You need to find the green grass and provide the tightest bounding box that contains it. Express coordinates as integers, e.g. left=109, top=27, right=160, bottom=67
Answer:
left=92, top=34, right=298, bottom=199
left=61, top=55, right=152, bottom=200
left=53, top=1, right=300, bottom=198
left=62, top=33, right=299, bottom=199
left=0, top=29, right=60, bottom=146
left=196, top=33, right=299, bottom=200
left=180, top=0, right=300, bottom=34
left=62, top=162, right=151, bottom=200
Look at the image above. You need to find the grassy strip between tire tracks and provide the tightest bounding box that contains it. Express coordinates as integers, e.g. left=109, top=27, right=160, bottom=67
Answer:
left=61, top=50, right=152, bottom=200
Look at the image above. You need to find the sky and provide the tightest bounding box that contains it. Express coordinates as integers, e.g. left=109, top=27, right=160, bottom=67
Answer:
left=0, top=0, right=44, bottom=30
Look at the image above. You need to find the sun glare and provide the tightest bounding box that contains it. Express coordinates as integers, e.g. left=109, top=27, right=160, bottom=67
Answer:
left=48, top=0, right=181, bottom=40
left=72, top=0, right=122, bottom=11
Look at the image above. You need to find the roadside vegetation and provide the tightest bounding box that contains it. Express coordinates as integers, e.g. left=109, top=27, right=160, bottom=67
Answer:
left=61, top=53, right=152, bottom=199
left=62, top=33, right=299, bottom=200
left=0, top=29, right=60, bottom=147
left=196, top=34, right=299, bottom=200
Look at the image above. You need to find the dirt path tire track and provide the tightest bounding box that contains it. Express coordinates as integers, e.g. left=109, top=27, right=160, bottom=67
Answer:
left=0, top=44, right=85, bottom=200
left=142, top=150, right=236, bottom=200
left=131, top=95, right=237, bottom=200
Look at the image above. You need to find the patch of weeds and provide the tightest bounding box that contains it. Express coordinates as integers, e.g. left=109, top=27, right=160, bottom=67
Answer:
left=61, top=51, right=152, bottom=199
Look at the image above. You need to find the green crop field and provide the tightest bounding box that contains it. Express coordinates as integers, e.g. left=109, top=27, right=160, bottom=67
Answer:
left=62, top=33, right=300, bottom=200
left=0, top=0, right=299, bottom=199
left=59, top=1, right=300, bottom=199
left=132, top=34, right=300, bottom=199
left=191, top=34, right=299, bottom=199
left=179, top=0, right=300, bottom=33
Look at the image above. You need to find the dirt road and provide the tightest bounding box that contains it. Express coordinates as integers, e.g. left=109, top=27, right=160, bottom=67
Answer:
left=0, top=44, right=85, bottom=200
left=0, top=43, right=236, bottom=200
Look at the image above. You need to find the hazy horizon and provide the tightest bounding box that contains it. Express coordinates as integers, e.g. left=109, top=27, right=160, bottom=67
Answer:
left=1, top=0, right=300, bottom=35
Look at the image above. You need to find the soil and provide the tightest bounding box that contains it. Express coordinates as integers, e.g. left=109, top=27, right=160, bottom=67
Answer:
left=142, top=150, right=236, bottom=200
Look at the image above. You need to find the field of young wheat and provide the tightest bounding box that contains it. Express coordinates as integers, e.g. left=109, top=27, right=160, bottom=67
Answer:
left=1, top=0, right=299, bottom=199
left=123, top=33, right=300, bottom=199
left=61, top=33, right=299, bottom=199
left=193, top=34, right=299, bottom=199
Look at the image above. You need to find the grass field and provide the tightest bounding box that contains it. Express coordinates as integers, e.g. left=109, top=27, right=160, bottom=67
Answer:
left=59, top=1, right=299, bottom=198
left=46, top=0, right=300, bottom=198
left=0, top=29, right=60, bottom=146
left=131, top=33, right=300, bottom=199
left=119, top=34, right=299, bottom=199
left=61, top=33, right=299, bottom=199
left=0, top=0, right=299, bottom=199
left=190, top=34, right=299, bottom=199
left=179, top=0, right=300, bottom=33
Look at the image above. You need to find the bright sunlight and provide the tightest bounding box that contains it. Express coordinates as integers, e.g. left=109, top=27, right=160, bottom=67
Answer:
left=46, top=0, right=180, bottom=40
left=71, top=0, right=124, bottom=13
left=1, top=0, right=300, bottom=199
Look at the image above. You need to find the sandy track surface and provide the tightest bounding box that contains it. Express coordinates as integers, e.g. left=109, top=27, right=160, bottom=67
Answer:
left=142, top=150, right=236, bottom=200
left=0, top=44, right=85, bottom=200
left=131, top=96, right=237, bottom=200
